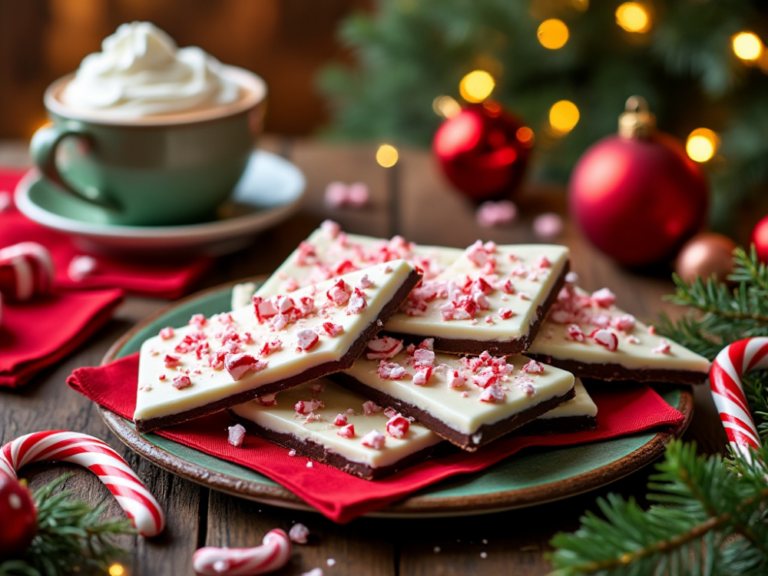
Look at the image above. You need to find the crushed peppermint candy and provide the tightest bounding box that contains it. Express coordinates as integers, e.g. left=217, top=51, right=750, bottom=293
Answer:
left=289, top=523, right=310, bottom=544
left=295, top=399, right=324, bottom=414
left=322, top=322, right=344, bottom=337
left=361, top=430, right=386, bottom=449
left=479, top=384, right=506, bottom=403
left=591, top=329, right=618, bottom=352
left=227, top=424, right=246, bottom=447
left=362, top=401, right=383, bottom=415
left=386, top=415, right=410, bottom=438
left=296, top=329, right=320, bottom=352
left=378, top=361, right=407, bottom=380
left=533, top=212, right=563, bottom=239
left=159, top=327, right=175, bottom=340
left=172, top=375, right=191, bottom=390
left=447, top=370, right=465, bottom=389
left=366, top=336, right=404, bottom=360
left=652, top=339, right=671, bottom=354
left=521, top=360, right=544, bottom=374
left=225, top=353, right=267, bottom=381
left=337, top=424, right=355, bottom=438
left=333, top=414, right=348, bottom=426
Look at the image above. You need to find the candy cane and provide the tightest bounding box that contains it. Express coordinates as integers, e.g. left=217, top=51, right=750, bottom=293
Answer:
left=710, top=337, right=768, bottom=461
left=0, top=242, right=55, bottom=302
left=193, top=529, right=292, bottom=576
left=0, top=431, right=165, bottom=537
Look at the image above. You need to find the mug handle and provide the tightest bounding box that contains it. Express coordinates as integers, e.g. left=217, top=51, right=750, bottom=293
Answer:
left=30, top=122, right=121, bottom=211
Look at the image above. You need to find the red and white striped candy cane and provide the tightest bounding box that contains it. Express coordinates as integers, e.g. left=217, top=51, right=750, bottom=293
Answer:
left=0, top=431, right=165, bottom=537
left=710, top=337, right=768, bottom=461
left=193, top=529, right=292, bottom=576
left=0, top=242, right=55, bottom=302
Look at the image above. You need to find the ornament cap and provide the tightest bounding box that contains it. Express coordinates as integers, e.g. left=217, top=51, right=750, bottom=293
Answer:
left=618, top=96, right=656, bottom=139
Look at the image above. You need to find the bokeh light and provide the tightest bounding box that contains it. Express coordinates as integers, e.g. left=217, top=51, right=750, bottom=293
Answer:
left=432, top=95, right=461, bottom=118
left=732, top=32, right=763, bottom=62
left=376, top=144, right=399, bottom=168
left=516, top=126, right=535, bottom=147
left=686, top=128, right=719, bottom=163
left=459, top=70, right=495, bottom=103
left=571, top=0, right=589, bottom=12
left=549, top=100, right=580, bottom=134
left=615, top=3, right=651, bottom=33
left=109, top=564, right=125, bottom=576
left=537, top=19, right=569, bottom=50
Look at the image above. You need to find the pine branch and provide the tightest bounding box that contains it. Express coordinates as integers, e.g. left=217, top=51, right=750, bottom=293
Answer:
left=0, top=475, right=135, bottom=576
left=548, top=442, right=768, bottom=575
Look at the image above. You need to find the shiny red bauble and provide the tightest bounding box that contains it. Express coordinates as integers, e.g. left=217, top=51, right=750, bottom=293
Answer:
left=0, top=471, right=38, bottom=559
left=433, top=103, right=532, bottom=202
left=751, top=215, right=768, bottom=262
left=569, top=132, right=708, bottom=267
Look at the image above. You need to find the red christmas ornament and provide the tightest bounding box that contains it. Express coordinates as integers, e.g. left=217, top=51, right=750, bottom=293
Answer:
left=0, top=471, right=37, bottom=559
left=750, top=215, right=768, bottom=262
left=569, top=97, right=708, bottom=267
left=433, top=102, right=532, bottom=202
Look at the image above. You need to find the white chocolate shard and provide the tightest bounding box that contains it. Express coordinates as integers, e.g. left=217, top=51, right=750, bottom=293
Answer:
left=135, top=261, right=417, bottom=426
left=231, top=380, right=441, bottom=469
left=528, top=285, right=710, bottom=374
left=539, top=378, right=597, bottom=419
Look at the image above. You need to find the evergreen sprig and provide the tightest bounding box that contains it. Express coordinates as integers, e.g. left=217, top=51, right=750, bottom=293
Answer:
left=549, top=442, right=768, bottom=575
left=549, top=246, right=768, bottom=575
left=0, top=475, right=135, bottom=576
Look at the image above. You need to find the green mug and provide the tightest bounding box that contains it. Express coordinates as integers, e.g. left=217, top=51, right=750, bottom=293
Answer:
left=30, top=66, right=267, bottom=227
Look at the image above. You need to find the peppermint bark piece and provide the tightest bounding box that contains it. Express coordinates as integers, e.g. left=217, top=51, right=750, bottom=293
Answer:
left=384, top=242, right=570, bottom=356
left=527, top=283, right=710, bottom=384
left=334, top=339, right=575, bottom=451
left=518, top=378, right=598, bottom=435
left=249, top=221, right=463, bottom=303
left=134, top=261, right=422, bottom=433
left=230, top=380, right=443, bottom=480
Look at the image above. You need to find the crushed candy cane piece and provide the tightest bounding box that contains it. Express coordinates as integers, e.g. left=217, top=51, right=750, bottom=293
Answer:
left=533, top=212, right=563, bottom=239
left=479, top=384, right=505, bottom=403
left=67, top=255, right=97, bottom=281
left=386, top=415, right=410, bottom=438
left=377, top=361, right=407, bottom=380
left=652, top=339, right=671, bottom=354
left=361, top=430, right=386, bottom=449
left=362, top=400, right=382, bottom=415
left=172, top=375, right=191, bottom=390
left=289, top=523, right=310, bottom=544
left=521, top=360, right=544, bottom=374
left=476, top=200, right=517, bottom=228
left=159, top=327, right=175, bottom=340
left=590, top=329, right=618, bottom=352
left=337, top=424, right=355, bottom=438
left=333, top=414, right=348, bottom=426
left=366, top=336, right=404, bottom=360
left=227, top=424, right=246, bottom=447
left=296, top=330, right=319, bottom=352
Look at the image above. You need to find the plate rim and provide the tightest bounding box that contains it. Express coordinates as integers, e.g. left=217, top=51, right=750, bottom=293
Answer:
left=99, top=278, right=694, bottom=518
left=14, top=150, right=305, bottom=242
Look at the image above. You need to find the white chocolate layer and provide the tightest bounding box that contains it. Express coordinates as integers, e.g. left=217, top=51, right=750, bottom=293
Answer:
left=255, top=224, right=463, bottom=299
left=529, top=286, right=711, bottom=373
left=231, top=380, right=441, bottom=468
left=385, top=243, right=570, bottom=342
left=539, top=378, right=596, bottom=419
left=135, top=260, right=416, bottom=422
left=343, top=349, right=574, bottom=435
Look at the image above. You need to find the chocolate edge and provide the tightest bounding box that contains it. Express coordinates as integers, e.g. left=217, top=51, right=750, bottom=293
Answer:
left=331, top=372, right=576, bottom=451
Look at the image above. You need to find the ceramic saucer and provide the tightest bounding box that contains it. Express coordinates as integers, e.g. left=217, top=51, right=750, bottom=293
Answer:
left=14, top=150, right=305, bottom=257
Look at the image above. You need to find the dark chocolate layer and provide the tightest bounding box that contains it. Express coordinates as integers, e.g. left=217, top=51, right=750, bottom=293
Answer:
left=230, top=413, right=453, bottom=480
left=135, top=269, right=423, bottom=433
left=525, top=355, right=708, bottom=385
left=384, top=261, right=570, bottom=357
left=331, top=372, right=576, bottom=451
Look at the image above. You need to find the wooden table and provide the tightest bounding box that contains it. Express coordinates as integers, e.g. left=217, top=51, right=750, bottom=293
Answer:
left=0, top=137, right=727, bottom=575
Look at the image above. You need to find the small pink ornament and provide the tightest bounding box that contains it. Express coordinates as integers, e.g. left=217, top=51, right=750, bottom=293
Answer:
left=193, top=529, right=292, bottom=576
left=476, top=200, right=517, bottom=228
left=533, top=212, right=563, bottom=239
left=0, top=431, right=165, bottom=537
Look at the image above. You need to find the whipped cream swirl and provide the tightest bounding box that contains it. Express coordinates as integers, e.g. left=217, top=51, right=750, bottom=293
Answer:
left=61, top=22, right=240, bottom=118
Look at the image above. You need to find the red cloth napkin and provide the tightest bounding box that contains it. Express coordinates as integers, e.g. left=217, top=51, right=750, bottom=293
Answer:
left=0, top=169, right=212, bottom=298
left=1, top=289, right=123, bottom=388
left=69, top=353, right=685, bottom=523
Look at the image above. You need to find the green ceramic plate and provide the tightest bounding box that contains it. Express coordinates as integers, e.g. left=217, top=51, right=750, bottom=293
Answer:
left=99, top=279, right=693, bottom=518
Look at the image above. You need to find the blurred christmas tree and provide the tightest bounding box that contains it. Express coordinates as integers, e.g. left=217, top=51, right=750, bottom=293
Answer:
left=319, top=0, right=768, bottom=232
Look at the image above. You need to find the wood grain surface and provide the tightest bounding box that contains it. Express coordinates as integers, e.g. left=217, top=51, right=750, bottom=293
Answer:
left=0, top=137, right=728, bottom=575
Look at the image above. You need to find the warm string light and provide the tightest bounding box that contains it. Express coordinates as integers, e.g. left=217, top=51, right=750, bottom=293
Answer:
left=432, top=95, right=461, bottom=118
left=459, top=70, right=495, bottom=103
left=376, top=144, right=399, bottom=168
left=516, top=126, right=535, bottom=147
left=549, top=100, right=580, bottom=134
left=108, top=564, right=125, bottom=576
left=538, top=19, right=569, bottom=50
left=615, top=2, right=651, bottom=33
left=686, top=128, right=719, bottom=163
left=732, top=32, right=763, bottom=62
